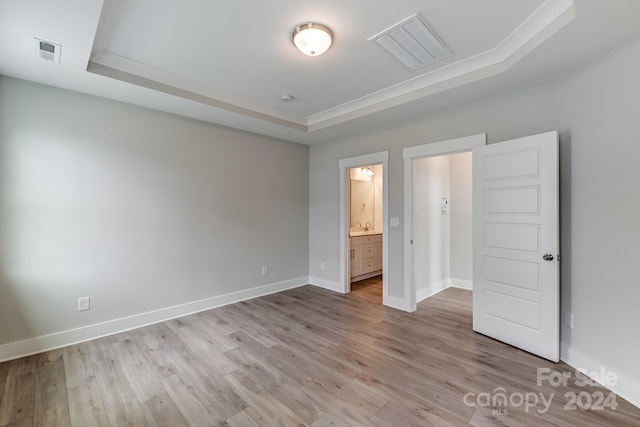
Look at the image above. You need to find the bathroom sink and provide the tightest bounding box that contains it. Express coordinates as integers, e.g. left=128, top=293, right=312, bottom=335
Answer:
left=350, top=230, right=382, bottom=237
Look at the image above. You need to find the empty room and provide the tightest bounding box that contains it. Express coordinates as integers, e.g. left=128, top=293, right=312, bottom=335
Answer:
left=1, top=0, right=639, bottom=426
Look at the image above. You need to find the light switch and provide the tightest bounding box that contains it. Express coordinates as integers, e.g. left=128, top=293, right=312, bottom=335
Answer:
left=390, top=217, right=400, bottom=227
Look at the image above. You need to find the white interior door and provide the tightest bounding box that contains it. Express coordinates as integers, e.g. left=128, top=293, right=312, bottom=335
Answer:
left=472, top=131, right=559, bottom=362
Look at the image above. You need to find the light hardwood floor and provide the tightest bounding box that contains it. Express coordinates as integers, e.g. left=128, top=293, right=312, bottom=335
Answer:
left=350, top=275, right=382, bottom=305
left=0, top=285, right=638, bottom=426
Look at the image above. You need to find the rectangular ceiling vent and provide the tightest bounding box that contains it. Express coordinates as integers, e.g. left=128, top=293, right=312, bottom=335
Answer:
left=368, top=14, right=451, bottom=72
left=34, top=38, right=61, bottom=63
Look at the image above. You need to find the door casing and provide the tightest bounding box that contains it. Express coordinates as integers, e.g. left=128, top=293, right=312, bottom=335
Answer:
left=338, top=151, right=389, bottom=304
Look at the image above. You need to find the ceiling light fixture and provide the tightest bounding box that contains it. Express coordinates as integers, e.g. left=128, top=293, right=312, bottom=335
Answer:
left=292, top=22, right=333, bottom=56
left=360, top=167, right=374, bottom=177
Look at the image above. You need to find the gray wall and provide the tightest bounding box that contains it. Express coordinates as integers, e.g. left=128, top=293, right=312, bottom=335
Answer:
left=0, top=77, right=309, bottom=345
left=414, top=155, right=450, bottom=296
left=551, top=37, right=640, bottom=383
left=309, top=36, right=640, bottom=386
left=450, top=152, right=472, bottom=282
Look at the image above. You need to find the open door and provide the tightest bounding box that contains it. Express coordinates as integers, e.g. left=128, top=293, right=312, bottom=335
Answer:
left=472, top=131, right=559, bottom=362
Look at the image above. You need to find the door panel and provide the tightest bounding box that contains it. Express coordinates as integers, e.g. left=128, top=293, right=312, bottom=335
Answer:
left=483, top=223, right=540, bottom=252
left=473, top=131, right=559, bottom=362
left=483, top=290, right=540, bottom=330
left=483, top=256, right=540, bottom=292
left=484, top=186, right=540, bottom=214
left=483, top=147, right=541, bottom=179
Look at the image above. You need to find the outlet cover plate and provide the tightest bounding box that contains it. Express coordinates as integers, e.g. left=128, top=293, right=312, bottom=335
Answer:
left=78, top=297, right=90, bottom=311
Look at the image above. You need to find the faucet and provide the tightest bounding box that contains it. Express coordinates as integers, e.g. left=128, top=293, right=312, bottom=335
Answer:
left=365, top=222, right=371, bottom=231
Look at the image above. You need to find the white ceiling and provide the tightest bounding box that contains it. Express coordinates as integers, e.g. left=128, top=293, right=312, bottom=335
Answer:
left=1, top=0, right=640, bottom=145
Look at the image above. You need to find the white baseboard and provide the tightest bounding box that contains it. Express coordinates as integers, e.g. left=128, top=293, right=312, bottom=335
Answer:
left=383, top=294, right=412, bottom=312
left=0, top=276, right=308, bottom=363
left=449, top=278, right=473, bottom=290
left=416, top=280, right=449, bottom=303
left=561, top=343, right=640, bottom=410
left=308, top=276, right=345, bottom=293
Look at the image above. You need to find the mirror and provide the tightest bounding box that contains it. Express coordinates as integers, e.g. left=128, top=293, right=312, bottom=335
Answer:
left=350, top=180, right=374, bottom=228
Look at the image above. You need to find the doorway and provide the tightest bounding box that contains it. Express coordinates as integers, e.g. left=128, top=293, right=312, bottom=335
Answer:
left=413, top=152, right=472, bottom=303
left=402, top=134, right=486, bottom=312
left=339, top=151, right=389, bottom=306
left=403, top=131, right=559, bottom=362
left=349, top=164, right=383, bottom=304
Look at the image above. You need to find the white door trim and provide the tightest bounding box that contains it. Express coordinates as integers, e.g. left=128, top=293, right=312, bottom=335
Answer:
left=339, top=152, right=389, bottom=304
left=402, top=134, right=486, bottom=312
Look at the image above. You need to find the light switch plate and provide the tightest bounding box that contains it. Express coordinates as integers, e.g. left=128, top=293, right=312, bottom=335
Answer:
left=390, top=217, right=400, bottom=227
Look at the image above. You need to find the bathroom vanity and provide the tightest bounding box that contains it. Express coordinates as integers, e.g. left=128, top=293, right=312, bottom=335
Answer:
left=350, top=231, right=382, bottom=280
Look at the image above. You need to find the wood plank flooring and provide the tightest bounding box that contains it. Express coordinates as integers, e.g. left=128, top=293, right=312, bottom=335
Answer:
left=0, top=285, right=638, bottom=426
left=350, top=275, right=382, bottom=305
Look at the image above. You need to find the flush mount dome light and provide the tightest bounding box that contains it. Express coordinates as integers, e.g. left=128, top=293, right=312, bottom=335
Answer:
left=292, top=22, right=333, bottom=56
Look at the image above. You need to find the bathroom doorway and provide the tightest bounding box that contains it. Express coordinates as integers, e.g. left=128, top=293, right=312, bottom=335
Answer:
left=349, top=164, right=384, bottom=304
left=338, top=151, right=389, bottom=307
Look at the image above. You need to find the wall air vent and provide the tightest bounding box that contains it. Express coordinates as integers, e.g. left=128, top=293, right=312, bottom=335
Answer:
left=34, top=38, right=61, bottom=63
left=368, top=14, right=451, bottom=72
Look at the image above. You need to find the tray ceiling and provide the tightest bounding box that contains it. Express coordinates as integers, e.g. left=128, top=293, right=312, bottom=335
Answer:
left=1, top=0, right=640, bottom=144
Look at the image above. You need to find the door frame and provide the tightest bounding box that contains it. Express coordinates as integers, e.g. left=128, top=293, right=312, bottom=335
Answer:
left=339, top=151, right=389, bottom=303
left=402, top=134, right=486, bottom=312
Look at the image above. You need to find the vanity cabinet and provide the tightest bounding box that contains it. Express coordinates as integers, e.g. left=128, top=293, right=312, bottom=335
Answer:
left=350, top=234, right=382, bottom=280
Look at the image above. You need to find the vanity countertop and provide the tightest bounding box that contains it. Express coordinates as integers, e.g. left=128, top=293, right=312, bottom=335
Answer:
left=350, top=230, right=382, bottom=237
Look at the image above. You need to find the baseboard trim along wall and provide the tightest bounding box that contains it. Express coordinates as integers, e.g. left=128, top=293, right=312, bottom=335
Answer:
left=416, top=278, right=473, bottom=303
left=561, top=344, right=640, bottom=410
left=308, top=276, right=344, bottom=293
left=0, top=276, right=309, bottom=363
left=449, top=278, right=473, bottom=290
left=416, top=280, right=449, bottom=303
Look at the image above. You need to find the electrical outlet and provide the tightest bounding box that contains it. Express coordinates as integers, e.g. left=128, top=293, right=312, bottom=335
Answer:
left=261, top=266, right=269, bottom=276
left=320, top=261, right=326, bottom=270
left=78, top=297, right=90, bottom=312
left=564, top=312, right=574, bottom=329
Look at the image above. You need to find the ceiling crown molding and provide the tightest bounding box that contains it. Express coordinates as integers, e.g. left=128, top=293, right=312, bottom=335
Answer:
left=88, top=0, right=574, bottom=134
left=306, top=0, right=575, bottom=131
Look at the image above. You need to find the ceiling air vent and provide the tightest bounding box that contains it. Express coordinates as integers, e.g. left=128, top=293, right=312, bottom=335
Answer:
left=34, top=38, right=61, bottom=63
left=368, top=14, right=451, bottom=72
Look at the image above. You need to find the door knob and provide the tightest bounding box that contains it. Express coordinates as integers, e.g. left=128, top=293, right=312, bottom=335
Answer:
left=543, top=253, right=554, bottom=261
